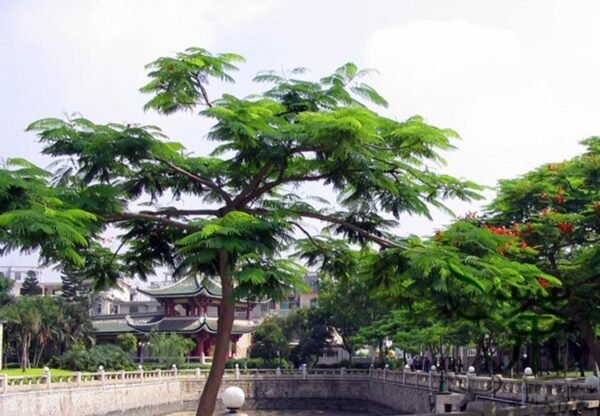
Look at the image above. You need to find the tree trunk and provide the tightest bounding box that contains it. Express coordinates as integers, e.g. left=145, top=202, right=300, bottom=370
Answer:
left=21, top=334, right=29, bottom=371
left=579, top=321, right=600, bottom=376
left=196, top=251, right=235, bottom=416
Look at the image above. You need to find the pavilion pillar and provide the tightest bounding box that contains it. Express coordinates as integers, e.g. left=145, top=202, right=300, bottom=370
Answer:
left=205, top=336, right=213, bottom=356
left=230, top=335, right=240, bottom=359
left=246, top=303, right=251, bottom=320
left=196, top=333, right=206, bottom=364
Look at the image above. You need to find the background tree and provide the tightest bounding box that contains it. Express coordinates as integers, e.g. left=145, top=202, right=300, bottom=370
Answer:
left=250, top=316, right=289, bottom=363
left=2, top=296, right=41, bottom=370
left=61, top=270, right=91, bottom=306
left=317, top=270, right=387, bottom=360
left=284, top=307, right=331, bottom=367
left=147, top=333, right=195, bottom=367
left=20, top=270, right=43, bottom=296
left=487, top=137, right=600, bottom=371
left=0, top=272, right=15, bottom=307
left=7, top=46, right=482, bottom=415
left=116, top=333, right=138, bottom=354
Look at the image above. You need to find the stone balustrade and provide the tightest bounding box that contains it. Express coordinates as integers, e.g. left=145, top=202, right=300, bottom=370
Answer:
left=1, top=366, right=597, bottom=404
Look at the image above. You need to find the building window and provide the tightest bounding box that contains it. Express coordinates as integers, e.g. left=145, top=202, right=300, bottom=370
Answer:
left=110, top=304, right=119, bottom=315
left=96, top=303, right=102, bottom=314
left=322, top=349, right=337, bottom=357
left=14, top=272, right=21, bottom=281
left=130, top=306, right=139, bottom=314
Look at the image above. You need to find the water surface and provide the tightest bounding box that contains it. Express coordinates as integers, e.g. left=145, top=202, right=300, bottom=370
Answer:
left=169, top=411, right=368, bottom=416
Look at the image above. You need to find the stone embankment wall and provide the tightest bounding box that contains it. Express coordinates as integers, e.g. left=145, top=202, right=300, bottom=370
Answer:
left=368, top=379, right=434, bottom=414
left=0, top=380, right=182, bottom=416
left=0, top=377, right=428, bottom=416
left=5, top=374, right=594, bottom=416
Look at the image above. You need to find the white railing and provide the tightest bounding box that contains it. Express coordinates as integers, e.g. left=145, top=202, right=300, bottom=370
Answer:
left=0, top=366, right=595, bottom=404
left=369, top=368, right=598, bottom=403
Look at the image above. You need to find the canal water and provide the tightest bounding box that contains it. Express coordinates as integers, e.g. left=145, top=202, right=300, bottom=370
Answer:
left=169, top=411, right=370, bottom=415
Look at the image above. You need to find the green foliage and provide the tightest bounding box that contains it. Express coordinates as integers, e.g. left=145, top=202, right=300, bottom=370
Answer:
left=250, top=317, right=289, bottom=361
left=226, top=357, right=292, bottom=369
left=0, top=159, right=97, bottom=267
left=2, top=296, right=42, bottom=370
left=140, top=47, right=245, bottom=114
left=1, top=296, right=94, bottom=370
left=116, top=333, right=138, bottom=353
left=0, top=272, right=15, bottom=307
left=317, top=271, right=388, bottom=357
left=147, top=333, right=195, bottom=367
left=284, top=307, right=331, bottom=367
left=20, top=271, right=42, bottom=296
left=486, top=137, right=600, bottom=367
left=9, top=45, right=485, bottom=413
left=59, top=343, right=134, bottom=371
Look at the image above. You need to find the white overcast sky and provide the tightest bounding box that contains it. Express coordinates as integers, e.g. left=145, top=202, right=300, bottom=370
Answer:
left=1, top=0, right=599, bottom=279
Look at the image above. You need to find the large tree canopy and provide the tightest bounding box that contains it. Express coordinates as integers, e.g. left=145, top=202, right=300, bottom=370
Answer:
left=487, top=137, right=600, bottom=370
left=2, top=47, right=484, bottom=415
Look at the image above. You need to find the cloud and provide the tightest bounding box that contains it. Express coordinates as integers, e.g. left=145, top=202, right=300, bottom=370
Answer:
left=367, top=19, right=521, bottom=78
left=363, top=18, right=591, bottom=235
left=0, top=0, right=281, bottom=280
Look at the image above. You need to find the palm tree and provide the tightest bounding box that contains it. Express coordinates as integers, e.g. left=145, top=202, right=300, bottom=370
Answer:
left=3, top=297, right=42, bottom=371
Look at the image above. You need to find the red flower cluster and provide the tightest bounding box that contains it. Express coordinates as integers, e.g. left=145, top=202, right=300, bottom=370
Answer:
left=557, top=221, right=574, bottom=235
left=486, top=225, right=520, bottom=237
left=554, top=186, right=565, bottom=204
left=595, top=201, right=600, bottom=213
left=538, top=278, right=550, bottom=289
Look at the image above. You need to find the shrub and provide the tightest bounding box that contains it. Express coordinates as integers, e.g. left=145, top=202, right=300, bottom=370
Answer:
left=225, top=357, right=292, bottom=369
left=59, top=343, right=134, bottom=371
left=147, top=333, right=195, bottom=368
left=116, top=333, right=138, bottom=353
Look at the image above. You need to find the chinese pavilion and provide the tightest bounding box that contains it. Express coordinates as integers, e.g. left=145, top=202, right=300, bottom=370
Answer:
left=92, top=275, right=264, bottom=363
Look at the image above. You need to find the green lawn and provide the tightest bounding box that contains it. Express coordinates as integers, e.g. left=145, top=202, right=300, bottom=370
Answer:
left=1, top=368, right=76, bottom=376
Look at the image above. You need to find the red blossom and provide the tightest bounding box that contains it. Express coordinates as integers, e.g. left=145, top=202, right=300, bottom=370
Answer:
left=538, top=278, right=550, bottom=289
left=557, top=221, right=574, bottom=235
left=486, top=225, right=519, bottom=237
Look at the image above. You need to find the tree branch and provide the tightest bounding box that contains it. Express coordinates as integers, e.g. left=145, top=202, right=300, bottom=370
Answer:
left=230, top=162, right=275, bottom=208
left=109, top=212, right=199, bottom=232
left=139, top=208, right=219, bottom=217
left=193, top=75, right=213, bottom=108
left=158, top=159, right=232, bottom=204
left=290, top=221, right=324, bottom=251
left=249, top=207, right=404, bottom=249
left=245, top=173, right=330, bottom=205
left=296, top=211, right=406, bottom=249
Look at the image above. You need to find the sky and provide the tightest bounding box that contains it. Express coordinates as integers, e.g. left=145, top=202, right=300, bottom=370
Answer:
left=1, top=0, right=599, bottom=281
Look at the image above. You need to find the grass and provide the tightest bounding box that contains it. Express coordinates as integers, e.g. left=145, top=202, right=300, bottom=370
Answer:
left=1, top=368, right=76, bottom=377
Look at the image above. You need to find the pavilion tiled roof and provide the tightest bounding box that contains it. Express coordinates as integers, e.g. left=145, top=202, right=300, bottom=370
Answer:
left=92, top=314, right=154, bottom=334
left=92, top=314, right=259, bottom=335
left=137, top=275, right=222, bottom=299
